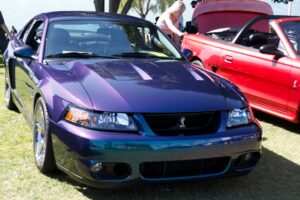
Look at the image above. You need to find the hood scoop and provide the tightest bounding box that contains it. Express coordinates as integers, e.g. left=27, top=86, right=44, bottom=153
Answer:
left=131, top=64, right=153, bottom=80
left=64, top=59, right=242, bottom=113
left=85, top=60, right=205, bottom=82
left=87, top=61, right=143, bottom=81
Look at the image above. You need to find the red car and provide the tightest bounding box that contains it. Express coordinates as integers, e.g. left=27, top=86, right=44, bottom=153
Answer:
left=182, top=0, right=300, bottom=123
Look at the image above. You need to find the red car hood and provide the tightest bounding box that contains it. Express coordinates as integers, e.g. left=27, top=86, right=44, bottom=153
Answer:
left=193, top=0, right=273, bottom=33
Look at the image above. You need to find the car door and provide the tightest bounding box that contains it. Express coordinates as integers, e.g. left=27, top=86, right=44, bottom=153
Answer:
left=218, top=18, right=292, bottom=115
left=13, top=19, right=44, bottom=124
left=279, top=18, right=300, bottom=121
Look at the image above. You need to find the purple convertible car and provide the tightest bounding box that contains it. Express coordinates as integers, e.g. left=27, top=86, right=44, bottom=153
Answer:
left=4, top=11, right=262, bottom=187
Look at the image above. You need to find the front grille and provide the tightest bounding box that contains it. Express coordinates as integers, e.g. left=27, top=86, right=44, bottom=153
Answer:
left=144, top=112, right=220, bottom=136
left=140, top=157, right=230, bottom=179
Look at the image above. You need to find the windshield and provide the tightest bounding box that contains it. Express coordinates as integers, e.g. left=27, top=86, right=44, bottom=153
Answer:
left=45, top=19, right=183, bottom=60
left=280, top=21, right=300, bottom=56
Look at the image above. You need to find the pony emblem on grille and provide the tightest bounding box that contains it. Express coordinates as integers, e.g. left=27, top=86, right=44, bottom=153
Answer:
left=179, top=116, right=186, bottom=128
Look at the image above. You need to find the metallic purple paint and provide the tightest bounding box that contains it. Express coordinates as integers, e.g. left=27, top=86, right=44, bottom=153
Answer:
left=52, top=58, right=246, bottom=113
left=4, top=11, right=262, bottom=188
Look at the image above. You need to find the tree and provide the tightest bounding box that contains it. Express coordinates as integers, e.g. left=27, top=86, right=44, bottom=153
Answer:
left=93, top=0, right=134, bottom=14
left=93, top=0, right=174, bottom=19
left=156, top=0, right=174, bottom=14
left=94, top=0, right=105, bottom=12
left=94, top=0, right=133, bottom=14
left=132, top=0, right=155, bottom=19
left=109, top=0, right=121, bottom=13
left=121, top=0, right=135, bottom=14
left=128, top=0, right=174, bottom=19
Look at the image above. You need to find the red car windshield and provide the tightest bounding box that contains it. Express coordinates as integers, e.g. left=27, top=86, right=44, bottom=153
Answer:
left=281, top=21, right=300, bottom=56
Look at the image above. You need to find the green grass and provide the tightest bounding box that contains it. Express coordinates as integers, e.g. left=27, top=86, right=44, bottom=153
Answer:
left=0, top=56, right=3, bottom=68
left=0, top=58, right=299, bottom=200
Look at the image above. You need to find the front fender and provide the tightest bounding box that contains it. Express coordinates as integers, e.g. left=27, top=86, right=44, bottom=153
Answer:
left=36, top=64, right=94, bottom=123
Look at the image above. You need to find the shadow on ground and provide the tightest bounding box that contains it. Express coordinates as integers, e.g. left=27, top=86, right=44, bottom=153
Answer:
left=254, top=110, right=300, bottom=134
left=51, top=147, right=300, bottom=200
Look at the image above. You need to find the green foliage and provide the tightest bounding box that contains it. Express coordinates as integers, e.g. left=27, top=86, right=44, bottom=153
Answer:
left=156, top=0, right=174, bottom=13
left=132, top=0, right=155, bottom=19
left=119, top=0, right=174, bottom=19
left=0, top=56, right=3, bottom=68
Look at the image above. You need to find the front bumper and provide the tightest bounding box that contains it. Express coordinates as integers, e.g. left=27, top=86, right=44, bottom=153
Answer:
left=50, top=120, right=262, bottom=188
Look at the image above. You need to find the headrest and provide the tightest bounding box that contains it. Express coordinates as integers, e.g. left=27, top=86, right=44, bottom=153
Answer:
left=249, top=33, right=268, bottom=46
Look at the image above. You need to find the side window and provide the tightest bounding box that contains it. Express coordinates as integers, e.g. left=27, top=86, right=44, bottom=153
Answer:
left=281, top=22, right=300, bottom=55
left=237, top=19, right=287, bottom=55
left=24, top=20, right=44, bottom=53
left=270, top=28, right=288, bottom=56
left=19, top=20, right=35, bottom=43
left=238, top=19, right=270, bottom=47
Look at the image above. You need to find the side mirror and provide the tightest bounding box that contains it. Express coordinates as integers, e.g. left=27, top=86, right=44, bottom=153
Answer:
left=11, top=26, right=18, bottom=34
left=14, top=46, right=35, bottom=59
left=182, top=48, right=193, bottom=60
left=259, top=44, right=285, bottom=57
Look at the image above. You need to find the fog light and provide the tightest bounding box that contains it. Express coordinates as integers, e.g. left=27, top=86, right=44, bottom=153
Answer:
left=91, top=162, right=103, bottom=173
left=236, top=152, right=260, bottom=169
left=244, top=153, right=252, bottom=161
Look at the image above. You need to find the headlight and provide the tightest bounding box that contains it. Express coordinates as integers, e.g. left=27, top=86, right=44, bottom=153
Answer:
left=227, top=108, right=253, bottom=128
left=64, top=106, right=138, bottom=131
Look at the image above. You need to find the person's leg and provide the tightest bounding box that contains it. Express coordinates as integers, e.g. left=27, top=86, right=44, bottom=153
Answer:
left=0, top=32, right=8, bottom=54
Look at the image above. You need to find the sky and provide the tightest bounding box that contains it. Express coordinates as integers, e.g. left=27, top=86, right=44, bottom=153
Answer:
left=0, top=0, right=299, bottom=30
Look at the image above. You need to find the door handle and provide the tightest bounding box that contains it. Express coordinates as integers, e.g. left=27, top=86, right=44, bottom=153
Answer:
left=224, top=55, right=233, bottom=63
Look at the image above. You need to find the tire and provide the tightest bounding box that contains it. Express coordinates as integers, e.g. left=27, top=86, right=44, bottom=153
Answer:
left=192, top=60, right=205, bottom=69
left=33, top=97, right=57, bottom=174
left=4, top=79, right=18, bottom=112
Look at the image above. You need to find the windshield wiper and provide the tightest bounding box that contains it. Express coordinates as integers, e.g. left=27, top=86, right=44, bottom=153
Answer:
left=111, top=52, right=182, bottom=60
left=46, top=51, right=120, bottom=59
left=111, top=52, right=160, bottom=58
left=111, top=52, right=152, bottom=57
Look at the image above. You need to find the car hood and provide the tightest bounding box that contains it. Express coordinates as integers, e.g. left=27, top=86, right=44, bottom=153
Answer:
left=50, top=59, right=246, bottom=113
